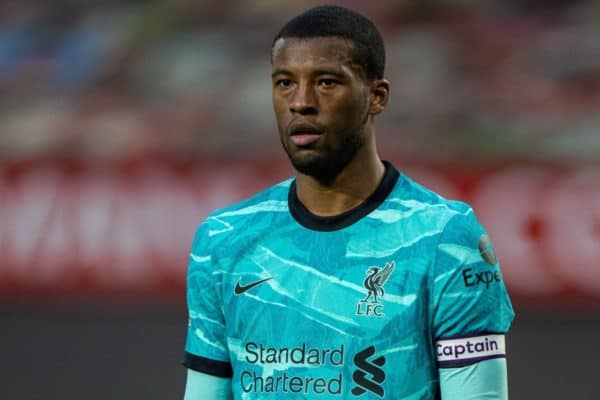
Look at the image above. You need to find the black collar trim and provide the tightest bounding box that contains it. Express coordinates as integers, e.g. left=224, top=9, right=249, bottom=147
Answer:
left=288, top=160, right=400, bottom=231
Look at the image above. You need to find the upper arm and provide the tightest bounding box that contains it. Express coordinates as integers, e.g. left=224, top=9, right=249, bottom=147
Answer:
left=439, top=358, right=508, bottom=400
left=431, top=208, right=514, bottom=367
left=183, top=221, right=233, bottom=377
left=184, top=369, right=232, bottom=400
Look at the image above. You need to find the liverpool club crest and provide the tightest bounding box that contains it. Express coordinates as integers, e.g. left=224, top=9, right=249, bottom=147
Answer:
left=356, top=261, right=395, bottom=317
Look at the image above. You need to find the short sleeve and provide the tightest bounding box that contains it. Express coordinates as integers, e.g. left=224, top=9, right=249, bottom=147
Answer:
left=183, top=221, right=233, bottom=377
left=439, top=358, right=508, bottom=399
left=431, top=207, right=514, bottom=368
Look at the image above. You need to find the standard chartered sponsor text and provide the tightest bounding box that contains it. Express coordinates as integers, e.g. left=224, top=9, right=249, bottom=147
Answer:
left=241, top=342, right=344, bottom=395
left=241, top=371, right=342, bottom=395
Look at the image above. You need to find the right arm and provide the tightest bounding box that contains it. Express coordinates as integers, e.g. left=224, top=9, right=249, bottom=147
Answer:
left=183, top=221, right=233, bottom=398
left=184, top=369, right=232, bottom=400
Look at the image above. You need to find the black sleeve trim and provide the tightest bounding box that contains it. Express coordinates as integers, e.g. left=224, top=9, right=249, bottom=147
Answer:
left=437, top=354, right=506, bottom=369
left=182, top=352, right=233, bottom=378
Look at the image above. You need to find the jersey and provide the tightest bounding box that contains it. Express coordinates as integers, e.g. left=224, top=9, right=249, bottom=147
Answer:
left=183, top=161, right=514, bottom=399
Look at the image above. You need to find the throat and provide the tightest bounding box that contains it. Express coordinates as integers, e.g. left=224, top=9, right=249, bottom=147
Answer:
left=295, top=159, right=386, bottom=216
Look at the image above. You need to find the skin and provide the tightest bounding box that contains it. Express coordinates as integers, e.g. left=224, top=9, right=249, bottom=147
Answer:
left=271, top=37, right=390, bottom=216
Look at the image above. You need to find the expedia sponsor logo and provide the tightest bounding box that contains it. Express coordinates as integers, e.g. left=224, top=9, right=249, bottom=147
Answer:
left=462, top=267, right=502, bottom=289
left=351, top=346, right=386, bottom=398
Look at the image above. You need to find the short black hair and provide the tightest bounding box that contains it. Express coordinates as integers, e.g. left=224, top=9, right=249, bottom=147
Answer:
left=272, top=5, right=385, bottom=81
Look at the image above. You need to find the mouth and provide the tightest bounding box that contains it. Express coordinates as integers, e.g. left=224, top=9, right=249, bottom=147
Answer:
left=289, top=123, right=323, bottom=147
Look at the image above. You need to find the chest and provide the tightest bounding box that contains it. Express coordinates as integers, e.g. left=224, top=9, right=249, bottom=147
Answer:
left=219, top=226, right=436, bottom=343
left=217, top=221, right=441, bottom=399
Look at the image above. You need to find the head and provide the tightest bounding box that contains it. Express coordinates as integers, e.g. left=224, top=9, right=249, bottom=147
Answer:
left=271, top=5, right=389, bottom=183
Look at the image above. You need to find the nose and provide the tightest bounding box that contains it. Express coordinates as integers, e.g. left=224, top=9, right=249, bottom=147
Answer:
left=289, top=81, right=317, bottom=115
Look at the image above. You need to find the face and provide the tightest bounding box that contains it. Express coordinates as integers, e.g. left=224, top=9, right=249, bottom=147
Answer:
left=271, top=37, right=378, bottom=182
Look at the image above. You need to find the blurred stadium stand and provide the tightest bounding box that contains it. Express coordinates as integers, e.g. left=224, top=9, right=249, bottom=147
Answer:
left=0, top=0, right=598, bottom=399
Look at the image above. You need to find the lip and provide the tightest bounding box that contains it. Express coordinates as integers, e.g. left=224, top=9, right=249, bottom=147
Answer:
left=288, top=122, right=323, bottom=147
left=290, top=133, right=321, bottom=146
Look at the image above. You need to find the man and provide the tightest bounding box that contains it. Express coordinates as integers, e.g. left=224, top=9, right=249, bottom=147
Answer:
left=183, top=5, right=514, bottom=399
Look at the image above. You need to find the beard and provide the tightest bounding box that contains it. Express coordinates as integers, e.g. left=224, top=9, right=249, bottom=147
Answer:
left=282, top=131, right=364, bottom=185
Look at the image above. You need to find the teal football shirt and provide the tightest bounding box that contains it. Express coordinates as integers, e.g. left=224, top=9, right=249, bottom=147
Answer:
left=183, top=161, right=514, bottom=399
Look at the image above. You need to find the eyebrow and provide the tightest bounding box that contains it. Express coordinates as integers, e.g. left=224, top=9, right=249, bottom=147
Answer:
left=311, top=68, right=346, bottom=78
left=271, top=68, right=291, bottom=78
left=271, top=68, right=347, bottom=79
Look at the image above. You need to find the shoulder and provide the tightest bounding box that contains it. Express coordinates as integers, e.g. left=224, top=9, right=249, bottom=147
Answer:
left=192, top=178, right=294, bottom=250
left=210, top=178, right=292, bottom=217
left=396, top=175, right=496, bottom=272
left=385, top=172, right=479, bottom=231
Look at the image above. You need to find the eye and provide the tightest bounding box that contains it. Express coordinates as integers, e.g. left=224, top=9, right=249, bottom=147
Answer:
left=275, top=79, right=292, bottom=88
left=318, top=78, right=338, bottom=88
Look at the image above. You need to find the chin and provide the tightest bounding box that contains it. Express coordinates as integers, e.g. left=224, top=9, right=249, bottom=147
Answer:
left=288, top=151, right=350, bottom=185
left=289, top=151, right=326, bottom=176
left=282, top=135, right=363, bottom=183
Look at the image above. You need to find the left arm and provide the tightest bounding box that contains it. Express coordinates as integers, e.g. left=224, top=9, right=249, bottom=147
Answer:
left=431, top=207, right=515, bottom=399
left=440, top=358, right=508, bottom=400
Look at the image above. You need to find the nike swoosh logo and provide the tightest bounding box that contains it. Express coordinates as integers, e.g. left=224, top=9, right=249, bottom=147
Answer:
left=234, top=277, right=273, bottom=295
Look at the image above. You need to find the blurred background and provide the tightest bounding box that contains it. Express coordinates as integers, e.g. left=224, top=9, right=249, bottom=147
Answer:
left=0, top=0, right=598, bottom=399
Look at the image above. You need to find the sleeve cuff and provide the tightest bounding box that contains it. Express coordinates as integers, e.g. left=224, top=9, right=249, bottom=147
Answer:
left=182, top=352, right=233, bottom=378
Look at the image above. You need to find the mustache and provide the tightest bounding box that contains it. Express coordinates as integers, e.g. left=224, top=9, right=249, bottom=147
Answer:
left=287, top=121, right=324, bottom=135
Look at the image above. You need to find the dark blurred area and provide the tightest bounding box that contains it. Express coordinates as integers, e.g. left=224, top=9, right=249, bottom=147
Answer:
left=1, top=0, right=599, bottom=163
left=0, top=0, right=598, bottom=399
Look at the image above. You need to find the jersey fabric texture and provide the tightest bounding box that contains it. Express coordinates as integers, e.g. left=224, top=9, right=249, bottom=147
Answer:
left=183, top=161, right=514, bottom=399
left=183, top=359, right=508, bottom=400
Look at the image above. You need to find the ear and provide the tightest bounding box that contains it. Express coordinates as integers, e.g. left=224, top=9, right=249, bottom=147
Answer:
left=368, top=79, right=390, bottom=115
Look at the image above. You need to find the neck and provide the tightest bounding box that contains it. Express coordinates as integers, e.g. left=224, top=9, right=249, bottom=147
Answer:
left=294, top=142, right=385, bottom=217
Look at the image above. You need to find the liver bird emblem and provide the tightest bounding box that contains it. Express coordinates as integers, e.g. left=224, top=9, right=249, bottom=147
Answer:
left=361, top=261, right=395, bottom=303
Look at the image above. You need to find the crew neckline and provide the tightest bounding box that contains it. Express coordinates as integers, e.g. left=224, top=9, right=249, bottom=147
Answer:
left=288, top=160, right=400, bottom=231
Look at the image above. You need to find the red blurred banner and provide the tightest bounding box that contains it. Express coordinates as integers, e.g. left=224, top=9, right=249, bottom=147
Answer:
left=1, top=158, right=599, bottom=307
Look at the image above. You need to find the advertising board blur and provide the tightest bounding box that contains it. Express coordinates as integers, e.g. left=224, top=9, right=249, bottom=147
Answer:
left=1, top=158, right=598, bottom=308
